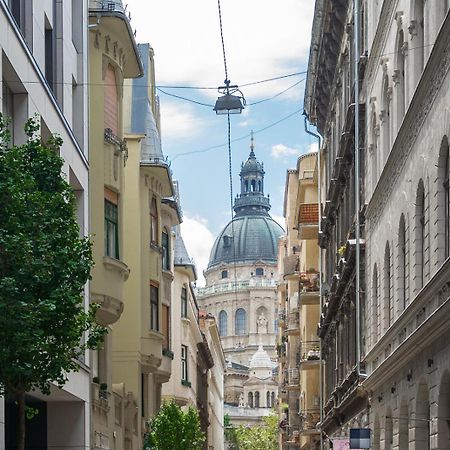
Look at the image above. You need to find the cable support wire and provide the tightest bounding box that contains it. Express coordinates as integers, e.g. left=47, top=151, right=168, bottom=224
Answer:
left=217, top=0, right=229, bottom=83
left=172, top=108, right=302, bottom=161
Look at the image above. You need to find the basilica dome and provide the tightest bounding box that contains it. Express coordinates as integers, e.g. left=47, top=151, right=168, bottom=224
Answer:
left=208, top=215, right=283, bottom=268
left=249, top=345, right=273, bottom=369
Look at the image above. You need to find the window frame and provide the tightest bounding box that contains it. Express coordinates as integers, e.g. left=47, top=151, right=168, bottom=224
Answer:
left=181, top=345, right=188, bottom=381
left=150, top=283, right=159, bottom=331
left=181, top=286, right=188, bottom=319
left=162, top=229, right=170, bottom=271
left=105, top=199, right=119, bottom=259
left=235, top=308, right=246, bottom=336
left=150, top=196, right=158, bottom=245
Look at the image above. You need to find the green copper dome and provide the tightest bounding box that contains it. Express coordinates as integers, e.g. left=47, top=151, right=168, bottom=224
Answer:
left=207, top=135, right=284, bottom=269
left=207, top=215, right=284, bottom=268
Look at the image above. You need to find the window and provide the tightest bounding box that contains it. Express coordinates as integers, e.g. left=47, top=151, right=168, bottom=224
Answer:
left=150, top=284, right=159, bottom=331
left=181, top=287, right=188, bottom=318
left=415, top=180, right=425, bottom=290
left=104, top=65, right=118, bottom=135
left=398, top=215, right=407, bottom=311
left=440, top=137, right=450, bottom=259
left=266, top=391, right=270, bottom=408
left=384, top=242, right=392, bottom=329
left=221, top=270, right=228, bottom=279
left=271, top=392, right=275, bottom=408
left=382, top=74, right=391, bottom=158
left=248, top=392, right=253, bottom=408
left=219, top=310, right=227, bottom=336
left=255, top=267, right=264, bottom=276
left=150, top=196, right=158, bottom=245
left=372, top=264, right=379, bottom=343
left=235, top=308, right=246, bottom=336
left=161, top=304, right=170, bottom=351
left=181, top=345, right=188, bottom=381
left=45, top=18, right=54, bottom=92
left=413, top=0, right=425, bottom=78
left=105, top=199, right=119, bottom=258
left=162, top=230, right=170, bottom=271
left=254, top=391, right=260, bottom=408
left=396, top=30, right=406, bottom=125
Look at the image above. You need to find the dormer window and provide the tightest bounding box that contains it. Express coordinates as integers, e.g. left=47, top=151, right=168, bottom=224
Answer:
left=255, top=267, right=264, bottom=276
left=221, top=270, right=228, bottom=279
left=223, top=235, right=231, bottom=248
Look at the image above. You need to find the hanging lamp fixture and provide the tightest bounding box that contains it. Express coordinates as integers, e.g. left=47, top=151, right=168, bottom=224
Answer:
left=213, top=79, right=246, bottom=115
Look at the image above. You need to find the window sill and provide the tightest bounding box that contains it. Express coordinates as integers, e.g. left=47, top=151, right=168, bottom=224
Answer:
left=103, top=256, right=130, bottom=281
left=181, top=380, right=191, bottom=388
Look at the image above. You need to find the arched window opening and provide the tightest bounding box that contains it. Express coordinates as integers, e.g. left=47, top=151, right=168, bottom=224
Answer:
left=245, top=180, right=249, bottom=192
left=440, top=136, right=450, bottom=259
left=382, top=74, right=391, bottom=158
left=398, top=214, right=407, bottom=311
left=258, top=180, right=262, bottom=192
left=161, top=229, right=170, bottom=271
left=248, top=392, right=253, bottom=408
left=438, top=371, right=450, bottom=449
left=219, top=310, right=227, bottom=337
left=372, top=264, right=379, bottom=344
left=221, top=270, right=228, bottom=279
left=371, top=110, right=378, bottom=191
left=251, top=180, right=256, bottom=192
left=415, top=381, right=430, bottom=450
left=399, top=399, right=409, bottom=450
left=415, top=180, right=426, bottom=290
left=235, top=308, right=246, bottom=336
left=255, top=267, right=264, bottom=276
left=413, top=0, right=425, bottom=76
left=254, top=391, right=260, bottom=408
left=384, top=242, right=392, bottom=329
left=150, top=196, right=158, bottom=244
left=396, top=30, right=406, bottom=125
left=266, top=391, right=270, bottom=408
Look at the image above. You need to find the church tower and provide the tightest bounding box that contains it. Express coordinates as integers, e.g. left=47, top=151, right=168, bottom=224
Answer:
left=197, top=134, right=283, bottom=420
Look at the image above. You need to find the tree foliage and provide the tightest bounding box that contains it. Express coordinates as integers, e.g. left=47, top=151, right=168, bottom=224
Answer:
left=0, top=115, right=106, bottom=447
left=144, top=400, right=205, bottom=450
left=231, top=413, right=279, bottom=450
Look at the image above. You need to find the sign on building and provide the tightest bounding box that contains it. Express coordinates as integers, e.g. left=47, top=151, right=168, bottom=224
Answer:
left=349, top=428, right=371, bottom=449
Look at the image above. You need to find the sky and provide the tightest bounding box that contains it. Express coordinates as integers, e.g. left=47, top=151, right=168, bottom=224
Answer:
left=125, top=0, right=317, bottom=284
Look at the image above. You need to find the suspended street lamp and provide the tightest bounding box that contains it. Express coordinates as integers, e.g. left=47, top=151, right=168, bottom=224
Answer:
left=213, top=79, right=246, bottom=115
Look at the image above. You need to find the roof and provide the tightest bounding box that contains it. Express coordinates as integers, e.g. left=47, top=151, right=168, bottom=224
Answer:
left=207, top=215, right=284, bottom=269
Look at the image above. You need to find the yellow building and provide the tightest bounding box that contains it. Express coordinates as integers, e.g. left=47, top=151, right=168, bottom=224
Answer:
left=110, top=42, right=179, bottom=448
left=278, top=152, right=320, bottom=449
left=87, top=1, right=143, bottom=448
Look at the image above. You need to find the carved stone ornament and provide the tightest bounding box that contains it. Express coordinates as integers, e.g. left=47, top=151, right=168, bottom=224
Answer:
left=392, top=69, right=400, bottom=86
left=387, top=86, right=393, bottom=100
left=395, top=11, right=403, bottom=29
left=401, top=41, right=409, bottom=57
left=379, top=110, right=386, bottom=123
left=374, top=123, right=380, bottom=137
left=380, top=57, right=389, bottom=73
left=408, top=20, right=417, bottom=38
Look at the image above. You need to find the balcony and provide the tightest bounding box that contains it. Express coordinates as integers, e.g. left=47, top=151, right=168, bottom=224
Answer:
left=299, top=271, right=319, bottom=305
left=287, top=368, right=300, bottom=390
left=196, top=278, right=276, bottom=297
left=297, top=341, right=321, bottom=370
left=283, top=255, right=299, bottom=280
left=298, top=203, right=319, bottom=240
left=285, top=309, right=300, bottom=335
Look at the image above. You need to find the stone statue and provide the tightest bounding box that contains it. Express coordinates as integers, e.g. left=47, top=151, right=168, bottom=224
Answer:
left=238, top=392, right=245, bottom=407
left=257, top=312, right=268, bottom=333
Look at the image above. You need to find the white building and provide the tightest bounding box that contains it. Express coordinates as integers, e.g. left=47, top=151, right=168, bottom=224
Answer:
left=0, top=0, right=90, bottom=448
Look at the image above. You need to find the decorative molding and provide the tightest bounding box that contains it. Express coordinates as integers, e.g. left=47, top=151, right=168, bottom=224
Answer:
left=408, top=20, right=417, bottom=39
left=366, top=18, right=450, bottom=230
left=395, top=11, right=403, bottom=29
left=392, top=69, right=400, bottom=86
left=401, top=41, right=408, bottom=57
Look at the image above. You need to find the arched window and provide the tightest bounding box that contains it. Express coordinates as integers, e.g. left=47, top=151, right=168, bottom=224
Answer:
left=218, top=310, right=227, bottom=337
left=271, top=391, right=275, bottom=408
left=384, top=242, right=392, bottom=329
left=221, top=270, right=228, bottom=279
left=413, top=0, right=425, bottom=79
left=150, top=196, right=158, bottom=244
left=251, top=180, right=256, bottom=192
left=439, top=136, right=450, bottom=260
left=248, top=392, right=253, bottom=408
left=266, top=391, right=270, bottom=408
left=258, top=180, right=262, bottom=192
left=395, top=29, right=406, bottom=126
left=370, top=110, right=378, bottom=191
left=255, top=267, right=264, bottom=276
left=372, top=264, right=379, bottom=344
left=245, top=180, right=249, bottom=192
left=235, top=308, right=246, bottom=335
left=398, top=214, right=407, bottom=311
left=415, top=180, right=425, bottom=290
left=161, top=229, right=170, bottom=271
left=382, top=74, right=391, bottom=159
left=254, top=391, right=260, bottom=408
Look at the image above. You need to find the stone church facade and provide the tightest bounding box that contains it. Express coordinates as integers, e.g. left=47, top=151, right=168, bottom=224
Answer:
left=197, top=137, right=282, bottom=418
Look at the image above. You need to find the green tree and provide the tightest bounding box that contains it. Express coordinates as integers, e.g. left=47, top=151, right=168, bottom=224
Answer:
left=145, top=400, right=205, bottom=450
left=233, top=413, right=279, bottom=450
left=0, top=115, right=106, bottom=450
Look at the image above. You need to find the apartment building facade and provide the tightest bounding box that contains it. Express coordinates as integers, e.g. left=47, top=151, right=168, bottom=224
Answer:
left=1, top=0, right=91, bottom=447
left=278, top=153, right=320, bottom=450
left=305, top=0, right=450, bottom=448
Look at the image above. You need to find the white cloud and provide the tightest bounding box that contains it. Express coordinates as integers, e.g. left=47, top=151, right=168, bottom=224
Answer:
left=180, top=214, right=216, bottom=286
left=126, top=0, right=315, bottom=100
left=308, top=142, right=319, bottom=153
left=160, top=102, right=208, bottom=140
left=271, top=143, right=301, bottom=159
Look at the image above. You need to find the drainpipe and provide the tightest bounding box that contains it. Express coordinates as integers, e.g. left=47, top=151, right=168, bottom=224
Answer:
left=304, top=116, right=323, bottom=450
left=354, top=0, right=363, bottom=380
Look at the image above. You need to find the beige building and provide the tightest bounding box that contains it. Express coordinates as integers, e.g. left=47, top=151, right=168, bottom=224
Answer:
left=277, top=153, right=320, bottom=450
left=0, top=0, right=92, bottom=447
left=198, top=137, right=282, bottom=429
left=305, top=0, right=450, bottom=448
left=87, top=1, right=143, bottom=448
